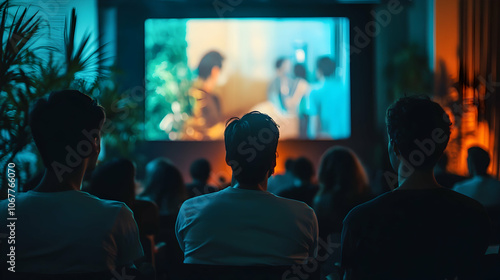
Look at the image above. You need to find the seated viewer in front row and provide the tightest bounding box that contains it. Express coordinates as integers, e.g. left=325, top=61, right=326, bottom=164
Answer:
left=341, top=96, right=490, bottom=280
left=176, top=111, right=318, bottom=265
left=0, top=90, right=143, bottom=275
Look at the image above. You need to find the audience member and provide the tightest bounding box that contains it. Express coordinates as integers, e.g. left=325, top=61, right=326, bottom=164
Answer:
left=139, top=158, right=188, bottom=280
left=434, top=153, right=468, bottom=188
left=139, top=158, right=188, bottom=216
left=341, top=96, right=490, bottom=280
left=186, top=158, right=218, bottom=198
left=176, top=112, right=318, bottom=266
left=278, top=157, right=318, bottom=207
left=89, top=158, right=136, bottom=208
left=453, top=146, right=500, bottom=208
left=88, top=159, right=160, bottom=266
left=312, top=146, right=372, bottom=279
left=267, top=158, right=295, bottom=195
left=0, top=90, right=143, bottom=275
left=313, top=146, right=371, bottom=239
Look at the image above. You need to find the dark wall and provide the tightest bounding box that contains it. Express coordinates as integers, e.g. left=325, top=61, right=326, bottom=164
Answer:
left=99, top=0, right=377, bottom=182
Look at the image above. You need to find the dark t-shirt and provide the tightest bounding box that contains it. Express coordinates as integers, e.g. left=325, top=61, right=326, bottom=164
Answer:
left=341, top=188, right=490, bottom=280
left=278, top=183, right=318, bottom=207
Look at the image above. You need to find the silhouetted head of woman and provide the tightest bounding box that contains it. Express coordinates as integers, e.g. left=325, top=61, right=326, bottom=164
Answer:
left=318, top=146, right=369, bottom=198
left=89, top=158, right=136, bottom=208
left=141, top=158, right=187, bottom=215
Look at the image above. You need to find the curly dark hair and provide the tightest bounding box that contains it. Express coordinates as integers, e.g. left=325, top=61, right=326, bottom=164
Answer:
left=386, top=95, right=452, bottom=170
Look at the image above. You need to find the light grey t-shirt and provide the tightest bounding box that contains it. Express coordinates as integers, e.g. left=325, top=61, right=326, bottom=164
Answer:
left=0, top=190, right=143, bottom=273
left=176, top=186, right=318, bottom=265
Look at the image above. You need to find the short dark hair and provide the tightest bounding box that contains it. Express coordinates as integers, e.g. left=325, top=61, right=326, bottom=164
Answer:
left=89, top=158, right=136, bottom=208
left=198, top=51, right=223, bottom=80
left=292, top=157, right=314, bottom=183
left=29, top=90, right=105, bottom=168
left=386, top=95, right=452, bottom=170
left=276, top=58, right=288, bottom=69
left=317, top=56, right=335, bottom=77
left=468, top=146, right=490, bottom=175
left=190, top=158, right=211, bottom=182
left=284, top=158, right=295, bottom=171
left=294, top=64, right=307, bottom=80
left=224, top=111, right=280, bottom=185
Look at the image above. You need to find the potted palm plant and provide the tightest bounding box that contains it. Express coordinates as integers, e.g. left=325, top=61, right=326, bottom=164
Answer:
left=0, top=2, right=140, bottom=198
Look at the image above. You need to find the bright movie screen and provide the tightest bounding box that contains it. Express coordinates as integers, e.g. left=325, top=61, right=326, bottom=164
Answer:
left=145, top=18, right=350, bottom=141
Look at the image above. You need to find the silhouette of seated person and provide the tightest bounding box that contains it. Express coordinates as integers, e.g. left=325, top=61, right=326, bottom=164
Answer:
left=453, top=146, right=500, bottom=208
left=434, top=153, right=468, bottom=189
left=138, top=158, right=187, bottom=280
left=186, top=158, right=218, bottom=198
left=0, top=90, right=143, bottom=275
left=176, top=112, right=318, bottom=266
left=341, top=96, right=490, bottom=280
left=267, top=158, right=295, bottom=195
left=278, top=157, right=318, bottom=207
left=88, top=158, right=160, bottom=267
left=312, top=147, right=372, bottom=279
left=313, top=147, right=372, bottom=241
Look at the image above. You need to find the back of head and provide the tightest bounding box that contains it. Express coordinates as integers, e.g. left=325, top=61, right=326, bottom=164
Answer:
left=198, top=51, right=223, bottom=80
left=292, top=157, right=314, bottom=183
left=190, top=158, right=211, bottom=183
left=275, top=58, right=286, bottom=70
left=224, top=111, right=280, bottom=185
left=89, top=158, right=136, bottom=207
left=316, top=56, right=335, bottom=78
left=284, top=158, right=295, bottom=172
left=318, top=146, right=368, bottom=196
left=386, top=95, right=452, bottom=170
left=467, top=146, right=490, bottom=176
left=294, top=64, right=307, bottom=80
left=29, top=90, right=105, bottom=171
left=143, top=158, right=186, bottom=210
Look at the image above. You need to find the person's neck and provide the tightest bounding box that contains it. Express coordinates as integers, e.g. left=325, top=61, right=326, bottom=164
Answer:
left=201, top=78, right=215, bottom=93
left=396, top=167, right=441, bottom=191
left=34, top=161, right=88, bottom=193
left=473, top=172, right=489, bottom=178
left=234, top=180, right=268, bottom=192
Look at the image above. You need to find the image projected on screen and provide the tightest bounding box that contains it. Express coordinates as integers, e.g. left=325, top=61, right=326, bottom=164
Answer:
left=145, top=18, right=350, bottom=141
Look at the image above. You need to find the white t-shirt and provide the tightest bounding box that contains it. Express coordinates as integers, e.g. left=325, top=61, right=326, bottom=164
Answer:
left=453, top=175, right=500, bottom=208
left=176, top=186, right=318, bottom=265
left=0, top=190, right=143, bottom=274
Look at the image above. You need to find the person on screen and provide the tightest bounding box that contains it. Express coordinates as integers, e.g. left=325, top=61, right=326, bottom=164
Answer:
left=268, top=57, right=293, bottom=114
left=183, top=51, right=225, bottom=140
left=308, top=56, right=349, bottom=139
left=290, top=64, right=311, bottom=138
left=251, top=58, right=299, bottom=139
left=341, top=96, right=490, bottom=280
